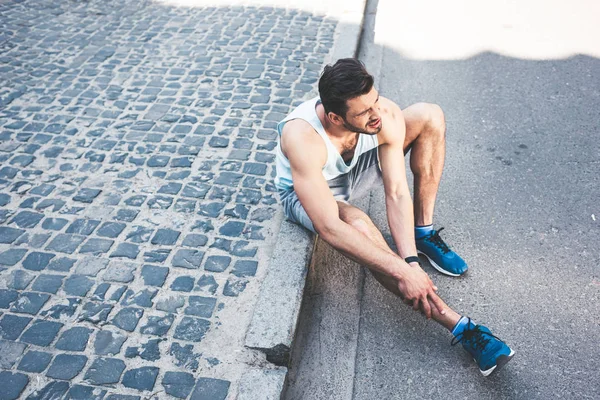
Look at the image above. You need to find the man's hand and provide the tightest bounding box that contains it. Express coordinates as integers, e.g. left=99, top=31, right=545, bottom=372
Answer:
left=397, top=263, right=446, bottom=319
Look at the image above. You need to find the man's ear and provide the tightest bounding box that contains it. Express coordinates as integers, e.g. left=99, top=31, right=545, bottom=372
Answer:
left=327, top=112, right=344, bottom=126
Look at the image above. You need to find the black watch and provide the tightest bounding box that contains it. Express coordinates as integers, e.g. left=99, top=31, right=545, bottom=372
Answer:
left=404, top=256, right=421, bottom=265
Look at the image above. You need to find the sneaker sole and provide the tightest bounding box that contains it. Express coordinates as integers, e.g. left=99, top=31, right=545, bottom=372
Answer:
left=417, top=251, right=463, bottom=277
left=480, top=349, right=515, bottom=377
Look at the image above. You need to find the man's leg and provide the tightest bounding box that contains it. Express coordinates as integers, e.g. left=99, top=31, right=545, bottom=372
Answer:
left=402, top=103, right=468, bottom=276
left=337, top=202, right=460, bottom=330
left=402, top=103, right=446, bottom=226
left=337, top=201, right=514, bottom=375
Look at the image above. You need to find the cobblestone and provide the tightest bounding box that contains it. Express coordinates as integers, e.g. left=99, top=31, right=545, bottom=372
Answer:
left=17, top=350, right=53, bottom=374
left=0, top=0, right=343, bottom=396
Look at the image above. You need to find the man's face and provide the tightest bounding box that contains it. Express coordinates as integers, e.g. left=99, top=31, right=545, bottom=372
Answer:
left=341, top=87, right=382, bottom=135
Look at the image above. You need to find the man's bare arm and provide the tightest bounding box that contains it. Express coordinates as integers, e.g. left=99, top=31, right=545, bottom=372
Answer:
left=377, top=100, right=418, bottom=259
left=282, top=121, right=406, bottom=279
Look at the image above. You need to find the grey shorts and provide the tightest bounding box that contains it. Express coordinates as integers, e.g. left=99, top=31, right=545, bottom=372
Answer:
left=278, top=147, right=382, bottom=233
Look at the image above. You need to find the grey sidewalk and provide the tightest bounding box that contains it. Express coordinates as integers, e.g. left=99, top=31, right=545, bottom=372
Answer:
left=0, top=0, right=365, bottom=398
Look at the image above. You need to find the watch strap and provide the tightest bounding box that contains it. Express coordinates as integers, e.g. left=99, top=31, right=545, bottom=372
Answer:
left=404, top=256, right=421, bottom=265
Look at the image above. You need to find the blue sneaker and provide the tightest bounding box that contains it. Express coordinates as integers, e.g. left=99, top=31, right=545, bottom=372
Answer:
left=416, top=227, right=467, bottom=276
left=451, top=318, right=515, bottom=376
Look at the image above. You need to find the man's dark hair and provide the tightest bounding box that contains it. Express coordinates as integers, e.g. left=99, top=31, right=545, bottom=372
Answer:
left=318, top=58, right=374, bottom=118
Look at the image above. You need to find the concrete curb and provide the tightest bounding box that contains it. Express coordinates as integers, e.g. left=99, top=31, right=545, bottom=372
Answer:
left=243, top=0, right=368, bottom=397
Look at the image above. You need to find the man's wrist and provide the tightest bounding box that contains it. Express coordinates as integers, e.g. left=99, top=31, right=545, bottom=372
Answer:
left=404, top=256, right=421, bottom=265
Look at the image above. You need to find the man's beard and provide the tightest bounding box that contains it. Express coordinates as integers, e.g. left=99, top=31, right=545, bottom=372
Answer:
left=342, top=117, right=382, bottom=135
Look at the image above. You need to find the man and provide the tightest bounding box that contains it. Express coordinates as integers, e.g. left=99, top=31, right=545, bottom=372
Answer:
left=275, top=58, right=514, bottom=376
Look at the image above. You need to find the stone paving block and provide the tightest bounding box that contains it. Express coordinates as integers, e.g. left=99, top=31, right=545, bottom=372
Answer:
left=42, top=217, right=69, bottom=231
left=185, top=296, right=217, bottom=318
left=122, top=366, right=160, bottom=391
left=195, top=275, right=219, bottom=295
left=111, top=307, right=143, bottom=332
left=22, top=251, right=55, bottom=271
left=169, top=342, right=201, bottom=370
left=181, top=182, right=210, bottom=199
left=73, top=188, right=102, bottom=203
left=94, top=330, right=127, bottom=356
left=151, top=228, right=180, bottom=245
left=105, top=395, right=140, bottom=400
left=0, top=227, right=25, bottom=243
left=20, top=320, right=63, bottom=346
left=96, top=222, right=126, bottom=238
left=110, top=243, right=140, bottom=259
left=171, top=276, right=195, bottom=292
left=141, top=265, right=169, bottom=286
left=10, top=210, right=44, bottom=228
left=125, top=338, right=162, bottom=361
left=0, top=289, right=19, bottom=309
left=55, top=326, right=92, bottom=351
left=31, top=274, right=64, bottom=294
left=0, top=314, right=32, bottom=340
left=219, top=220, right=245, bottom=237
left=162, top=371, right=196, bottom=399
left=182, top=233, right=208, bottom=248
left=190, top=377, right=231, bottom=400
left=79, top=302, right=114, bottom=324
left=103, top=261, right=136, bottom=283
left=172, top=249, right=204, bottom=269
left=0, top=339, right=27, bottom=368
left=29, top=380, right=71, bottom=399
left=65, top=384, right=107, bottom=400
left=64, top=275, right=94, bottom=297
left=121, top=288, right=157, bottom=308
left=204, top=255, right=231, bottom=272
left=66, top=219, right=101, bottom=235
left=46, top=354, right=88, bottom=380
left=173, top=317, right=210, bottom=342
left=114, top=209, right=139, bottom=222
left=125, top=226, right=154, bottom=243
left=231, top=260, right=259, bottom=277
left=0, top=371, right=29, bottom=400
left=139, top=314, right=175, bottom=336
left=224, top=204, right=250, bottom=219
left=46, top=257, right=76, bottom=272
left=84, top=357, right=126, bottom=385
left=46, top=234, right=86, bottom=254
left=223, top=278, right=249, bottom=297
left=1, top=249, right=28, bottom=267
left=156, top=295, right=185, bottom=313
left=80, top=238, right=115, bottom=255
left=17, top=350, right=53, bottom=373
left=10, top=292, right=51, bottom=314
left=74, top=257, right=110, bottom=276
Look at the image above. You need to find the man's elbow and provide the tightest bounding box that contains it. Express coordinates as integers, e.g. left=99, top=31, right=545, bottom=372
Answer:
left=385, top=189, right=409, bottom=203
left=313, top=216, right=342, bottom=241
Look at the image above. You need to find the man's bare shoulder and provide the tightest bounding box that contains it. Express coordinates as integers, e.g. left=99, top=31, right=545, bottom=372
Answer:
left=377, top=96, right=405, bottom=145
left=280, top=119, right=327, bottom=167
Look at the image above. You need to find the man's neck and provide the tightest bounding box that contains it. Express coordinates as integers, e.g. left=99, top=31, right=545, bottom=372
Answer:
left=316, top=102, right=354, bottom=140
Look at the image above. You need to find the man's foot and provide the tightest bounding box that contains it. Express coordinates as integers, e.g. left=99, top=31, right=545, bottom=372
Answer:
left=415, top=227, right=467, bottom=276
left=451, top=318, right=515, bottom=376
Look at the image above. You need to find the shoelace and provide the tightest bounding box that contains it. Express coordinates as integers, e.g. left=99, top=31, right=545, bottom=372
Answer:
left=451, top=318, right=502, bottom=352
left=426, top=227, right=451, bottom=254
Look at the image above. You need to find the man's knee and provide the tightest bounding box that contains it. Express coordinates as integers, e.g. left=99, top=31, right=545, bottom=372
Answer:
left=412, top=102, right=445, bottom=139
left=338, top=203, right=372, bottom=235
left=425, top=103, right=446, bottom=139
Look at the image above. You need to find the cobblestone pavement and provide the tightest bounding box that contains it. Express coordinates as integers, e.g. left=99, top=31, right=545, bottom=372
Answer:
left=0, top=0, right=338, bottom=398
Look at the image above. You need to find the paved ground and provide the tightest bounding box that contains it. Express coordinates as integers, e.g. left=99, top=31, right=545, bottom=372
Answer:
left=0, top=0, right=345, bottom=398
left=285, top=0, right=600, bottom=399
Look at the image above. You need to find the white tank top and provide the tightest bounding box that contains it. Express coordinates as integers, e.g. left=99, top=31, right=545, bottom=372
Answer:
left=275, top=96, right=379, bottom=191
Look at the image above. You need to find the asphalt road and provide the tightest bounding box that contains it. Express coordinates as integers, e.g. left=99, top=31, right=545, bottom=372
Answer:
left=285, top=0, right=600, bottom=399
